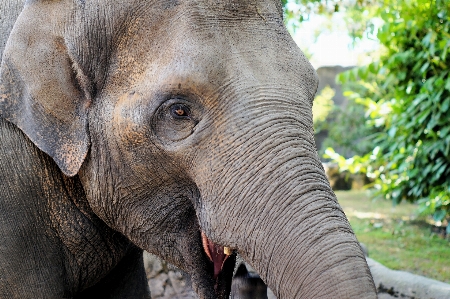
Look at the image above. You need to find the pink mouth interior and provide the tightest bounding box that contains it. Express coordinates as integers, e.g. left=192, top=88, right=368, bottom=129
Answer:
left=201, top=231, right=230, bottom=279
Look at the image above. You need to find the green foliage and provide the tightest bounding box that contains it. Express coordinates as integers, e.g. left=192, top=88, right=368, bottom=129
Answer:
left=320, top=89, right=380, bottom=158
left=321, top=66, right=386, bottom=159
left=325, top=0, right=450, bottom=221
left=312, top=85, right=334, bottom=127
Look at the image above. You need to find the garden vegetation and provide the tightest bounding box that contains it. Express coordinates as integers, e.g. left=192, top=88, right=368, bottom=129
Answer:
left=283, top=0, right=450, bottom=224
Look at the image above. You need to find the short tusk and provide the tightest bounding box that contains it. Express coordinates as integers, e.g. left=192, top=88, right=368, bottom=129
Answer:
left=224, top=246, right=232, bottom=255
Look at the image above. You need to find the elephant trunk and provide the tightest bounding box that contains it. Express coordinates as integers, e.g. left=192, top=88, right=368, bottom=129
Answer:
left=243, top=170, right=375, bottom=298
left=237, top=157, right=375, bottom=298
left=195, top=111, right=377, bottom=298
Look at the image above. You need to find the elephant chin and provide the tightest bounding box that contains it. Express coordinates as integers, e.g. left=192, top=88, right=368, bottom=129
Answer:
left=195, top=232, right=237, bottom=299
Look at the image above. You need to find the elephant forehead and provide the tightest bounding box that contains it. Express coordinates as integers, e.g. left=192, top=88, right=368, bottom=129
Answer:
left=104, top=1, right=314, bottom=96
left=107, top=3, right=279, bottom=71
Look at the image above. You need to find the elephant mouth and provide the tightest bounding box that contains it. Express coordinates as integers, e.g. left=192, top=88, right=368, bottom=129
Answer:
left=201, top=231, right=236, bottom=297
left=201, top=231, right=231, bottom=279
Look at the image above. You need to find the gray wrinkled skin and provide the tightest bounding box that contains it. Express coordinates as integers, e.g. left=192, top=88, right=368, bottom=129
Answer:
left=0, top=1, right=377, bottom=298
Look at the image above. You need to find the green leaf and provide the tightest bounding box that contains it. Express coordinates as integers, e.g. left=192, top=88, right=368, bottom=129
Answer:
left=418, top=109, right=431, bottom=123
left=388, top=127, right=397, bottom=137
left=337, top=71, right=350, bottom=85
left=420, top=62, right=430, bottom=73
left=432, top=90, right=444, bottom=104
left=439, top=126, right=450, bottom=137
left=411, top=94, right=428, bottom=108
left=441, top=97, right=450, bottom=112
left=349, top=68, right=357, bottom=81
left=434, top=77, right=445, bottom=88
left=368, top=61, right=380, bottom=74
left=433, top=209, right=446, bottom=222
left=358, top=66, right=369, bottom=80
left=435, top=163, right=447, bottom=178
left=445, top=78, right=450, bottom=91
left=422, top=31, right=433, bottom=47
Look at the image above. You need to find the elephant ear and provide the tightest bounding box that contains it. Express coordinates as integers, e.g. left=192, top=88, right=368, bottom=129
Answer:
left=0, top=2, right=91, bottom=177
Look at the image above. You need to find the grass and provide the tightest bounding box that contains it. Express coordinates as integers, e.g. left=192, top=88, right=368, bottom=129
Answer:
left=335, top=190, right=450, bottom=283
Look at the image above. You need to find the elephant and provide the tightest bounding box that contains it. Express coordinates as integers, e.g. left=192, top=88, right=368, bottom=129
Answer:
left=0, top=0, right=377, bottom=298
left=231, top=264, right=268, bottom=299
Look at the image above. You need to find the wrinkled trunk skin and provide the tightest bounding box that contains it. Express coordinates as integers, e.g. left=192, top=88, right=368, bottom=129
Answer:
left=216, top=151, right=374, bottom=298
left=193, top=99, right=376, bottom=298
left=248, top=173, right=374, bottom=298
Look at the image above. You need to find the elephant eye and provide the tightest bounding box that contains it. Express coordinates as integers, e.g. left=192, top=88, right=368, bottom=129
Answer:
left=152, top=98, right=200, bottom=143
left=170, top=104, right=191, bottom=119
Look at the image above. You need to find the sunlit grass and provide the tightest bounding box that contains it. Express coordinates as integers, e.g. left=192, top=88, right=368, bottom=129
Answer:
left=336, top=190, right=450, bottom=283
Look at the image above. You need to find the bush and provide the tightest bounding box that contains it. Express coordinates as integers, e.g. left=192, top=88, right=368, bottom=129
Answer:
left=325, top=0, right=450, bottom=223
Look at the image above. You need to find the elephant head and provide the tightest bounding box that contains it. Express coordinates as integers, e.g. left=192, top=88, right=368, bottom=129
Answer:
left=0, top=0, right=376, bottom=298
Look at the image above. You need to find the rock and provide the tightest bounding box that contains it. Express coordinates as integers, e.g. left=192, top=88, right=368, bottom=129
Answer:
left=314, top=66, right=354, bottom=153
left=143, top=252, right=164, bottom=278
left=360, top=242, right=369, bottom=257
left=267, top=288, right=277, bottom=299
left=144, top=252, right=197, bottom=299
left=316, top=66, right=353, bottom=107
left=164, top=285, right=175, bottom=297
left=323, top=162, right=352, bottom=190
left=148, top=273, right=168, bottom=297
left=168, top=270, right=189, bottom=294
left=367, top=257, right=450, bottom=299
left=322, top=162, right=371, bottom=191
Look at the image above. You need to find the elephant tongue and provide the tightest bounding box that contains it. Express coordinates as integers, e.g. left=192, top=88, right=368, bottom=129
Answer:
left=201, top=231, right=230, bottom=279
